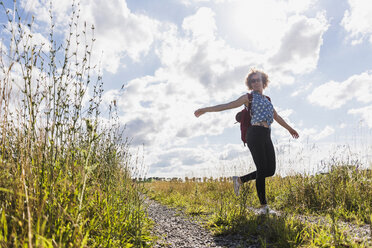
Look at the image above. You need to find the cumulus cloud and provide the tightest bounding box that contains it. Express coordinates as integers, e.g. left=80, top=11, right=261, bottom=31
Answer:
left=111, top=0, right=330, bottom=175
left=228, top=0, right=317, bottom=52
left=15, top=0, right=363, bottom=178
left=291, top=82, right=313, bottom=97
left=104, top=7, right=264, bottom=150
left=158, top=148, right=208, bottom=166
left=180, top=0, right=228, bottom=5
left=313, top=125, right=335, bottom=140
left=348, top=105, right=372, bottom=128
left=156, top=7, right=257, bottom=96
left=218, top=144, right=246, bottom=160
left=21, top=0, right=160, bottom=73
left=308, top=71, right=372, bottom=132
left=308, top=71, right=372, bottom=109
left=20, top=0, right=72, bottom=29
left=341, top=0, right=372, bottom=45
left=85, top=0, right=160, bottom=71
left=182, top=7, right=216, bottom=42
left=269, top=13, right=329, bottom=74
left=147, top=146, right=218, bottom=177
left=210, top=0, right=328, bottom=84
left=2, top=21, right=50, bottom=54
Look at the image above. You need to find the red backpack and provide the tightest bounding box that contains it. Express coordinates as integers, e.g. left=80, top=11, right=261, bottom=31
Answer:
left=235, top=93, right=271, bottom=146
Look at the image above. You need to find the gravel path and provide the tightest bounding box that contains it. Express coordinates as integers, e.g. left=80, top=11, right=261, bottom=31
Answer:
left=145, top=197, right=371, bottom=247
left=145, top=198, right=257, bottom=248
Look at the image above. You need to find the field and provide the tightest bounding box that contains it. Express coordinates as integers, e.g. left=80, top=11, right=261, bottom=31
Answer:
left=146, top=165, right=372, bottom=247
left=1, top=2, right=372, bottom=247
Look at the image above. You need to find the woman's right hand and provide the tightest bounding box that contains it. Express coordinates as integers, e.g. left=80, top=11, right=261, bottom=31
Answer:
left=194, top=108, right=206, bottom=117
left=288, top=128, right=299, bottom=139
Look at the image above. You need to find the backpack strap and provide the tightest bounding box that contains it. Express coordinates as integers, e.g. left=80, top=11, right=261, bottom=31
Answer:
left=247, top=93, right=253, bottom=116
left=245, top=93, right=253, bottom=110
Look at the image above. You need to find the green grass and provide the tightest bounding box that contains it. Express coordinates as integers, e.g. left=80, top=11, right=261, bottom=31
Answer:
left=2, top=1, right=371, bottom=247
left=0, top=2, right=153, bottom=247
left=146, top=165, right=372, bottom=247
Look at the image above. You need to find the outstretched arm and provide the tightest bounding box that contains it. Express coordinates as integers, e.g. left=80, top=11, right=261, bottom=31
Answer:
left=194, top=94, right=248, bottom=117
left=273, top=109, right=299, bottom=139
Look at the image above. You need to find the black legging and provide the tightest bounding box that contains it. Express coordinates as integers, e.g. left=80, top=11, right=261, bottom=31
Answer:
left=240, top=126, right=276, bottom=205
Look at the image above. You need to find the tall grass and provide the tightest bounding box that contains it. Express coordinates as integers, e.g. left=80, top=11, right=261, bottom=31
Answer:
left=275, top=165, right=371, bottom=223
left=146, top=165, right=371, bottom=247
left=0, top=1, right=152, bottom=247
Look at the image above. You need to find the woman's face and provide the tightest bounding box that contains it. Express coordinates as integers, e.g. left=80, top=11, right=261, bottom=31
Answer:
left=250, top=73, right=264, bottom=91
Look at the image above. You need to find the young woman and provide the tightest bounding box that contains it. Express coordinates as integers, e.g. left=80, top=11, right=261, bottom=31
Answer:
left=194, top=69, right=299, bottom=214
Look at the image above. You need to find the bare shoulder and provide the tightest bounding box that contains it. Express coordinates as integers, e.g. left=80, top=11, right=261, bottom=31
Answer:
left=241, top=93, right=249, bottom=100
left=239, top=93, right=249, bottom=105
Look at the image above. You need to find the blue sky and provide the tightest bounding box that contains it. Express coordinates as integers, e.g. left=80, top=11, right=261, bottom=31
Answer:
left=2, top=0, right=372, bottom=178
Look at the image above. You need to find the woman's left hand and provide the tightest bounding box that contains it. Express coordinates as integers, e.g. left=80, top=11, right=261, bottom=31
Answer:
left=194, top=108, right=206, bottom=117
left=289, top=128, right=299, bottom=139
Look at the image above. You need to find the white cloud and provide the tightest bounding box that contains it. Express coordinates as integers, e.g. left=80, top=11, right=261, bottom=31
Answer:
left=20, top=0, right=71, bottom=29
left=313, top=125, right=335, bottom=140
left=147, top=145, right=217, bottom=177
left=100, top=10, right=257, bottom=172
left=348, top=105, right=372, bottom=128
left=308, top=80, right=350, bottom=108
left=85, top=0, right=159, bottom=70
left=21, top=0, right=160, bottom=73
left=339, top=123, right=347, bottom=129
left=15, top=0, right=371, bottom=178
left=182, top=7, right=216, bottom=43
left=341, top=0, right=372, bottom=45
left=102, top=73, right=233, bottom=148
left=180, top=0, right=229, bottom=5
left=229, top=0, right=317, bottom=52
left=269, top=13, right=329, bottom=74
left=291, top=126, right=334, bottom=143
left=104, top=0, right=330, bottom=176
left=2, top=22, right=50, bottom=54
left=214, top=0, right=328, bottom=83
left=218, top=143, right=246, bottom=160
left=301, top=127, right=318, bottom=137
left=308, top=71, right=372, bottom=109
left=291, top=82, right=313, bottom=96
left=156, top=7, right=259, bottom=97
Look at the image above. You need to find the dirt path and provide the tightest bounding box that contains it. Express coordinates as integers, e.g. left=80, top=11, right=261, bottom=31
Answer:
left=145, top=198, right=258, bottom=248
left=145, top=197, right=371, bottom=247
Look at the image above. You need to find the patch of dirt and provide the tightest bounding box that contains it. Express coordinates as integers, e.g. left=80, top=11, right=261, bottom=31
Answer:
left=145, top=197, right=371, bottom=247
left=145, top=198, right=258, bottom=248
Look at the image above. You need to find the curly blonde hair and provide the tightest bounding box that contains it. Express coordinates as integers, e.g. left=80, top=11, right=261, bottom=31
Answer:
left=245, top=69, right=269, bottom=90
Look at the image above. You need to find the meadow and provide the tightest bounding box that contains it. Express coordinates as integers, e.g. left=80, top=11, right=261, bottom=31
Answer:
left=146, top=165, right=372, bottom=247
left=1, top=2, right=372, bottom=247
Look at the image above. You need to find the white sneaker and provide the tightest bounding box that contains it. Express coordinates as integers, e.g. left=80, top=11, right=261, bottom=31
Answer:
left=258, top=205, right=270, bottom=215
left=232, top=176, right=241, bottom=196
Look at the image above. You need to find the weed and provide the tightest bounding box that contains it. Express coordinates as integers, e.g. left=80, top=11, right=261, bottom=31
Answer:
left=146, top=165, right=371, bottom=247
left=0, top=1, right=152, bottom=247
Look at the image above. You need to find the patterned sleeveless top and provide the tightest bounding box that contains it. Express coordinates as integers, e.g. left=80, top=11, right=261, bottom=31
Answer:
left=250, top=91, right=274, bottom=126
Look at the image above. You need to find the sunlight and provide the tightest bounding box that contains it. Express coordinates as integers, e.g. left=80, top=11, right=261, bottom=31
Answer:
left=229, top=0, right=287, bottom=52
left=227, top=0, right=314, bottom=52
